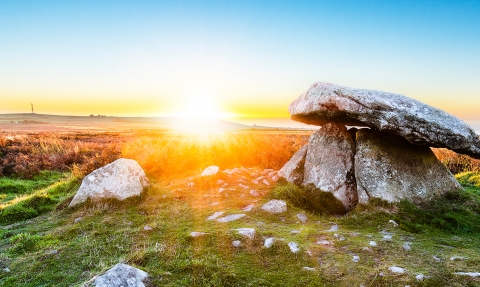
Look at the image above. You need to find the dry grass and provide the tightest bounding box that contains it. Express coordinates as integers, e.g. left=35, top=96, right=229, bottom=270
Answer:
left=432, top=148, right=480, bottom=174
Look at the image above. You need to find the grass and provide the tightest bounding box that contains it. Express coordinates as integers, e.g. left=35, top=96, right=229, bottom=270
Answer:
left=0, top=170, right=65, bottom=202
left=0, top=132, right=479, bottom=286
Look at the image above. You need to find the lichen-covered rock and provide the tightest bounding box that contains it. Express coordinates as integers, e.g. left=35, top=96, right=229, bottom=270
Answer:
left=201, top=166, right=219, bottom=176
left=355, top=129, right=462, bottom=203
left=303, top=123, right=357, bottom=211
left=278, top=145, right=308, bottom=185
left=289, top=82, right=480, bottom=159
left=69, top=158, right=150, bottom=207
left=261, top=200, right=287, bottom=213
left=92, top=263, right=148, bottom=287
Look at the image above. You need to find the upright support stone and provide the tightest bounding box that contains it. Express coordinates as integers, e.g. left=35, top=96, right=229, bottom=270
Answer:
left=279, top=145, right=308, bottom=185
left=303, top=123, right=357, bottom=211
left=355, top=129, right=462, bottom=203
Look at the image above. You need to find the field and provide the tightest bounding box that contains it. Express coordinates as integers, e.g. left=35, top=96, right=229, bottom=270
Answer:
left=0, top=115, right=480, bottom=286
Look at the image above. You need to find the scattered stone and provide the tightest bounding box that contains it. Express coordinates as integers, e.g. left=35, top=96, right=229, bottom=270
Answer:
left=201, top=166, right=219, bottom=176
left=352, top=255, right=360, bottom=263
left=261, top=200, right=287, bottom=214
left=316, top=240, right=331, bottom=245
left=190, top=232, right=208, bottom=237
left=218, top=188, right=225, bottom=193
left=382, top=235, right=393, bottom=241
left=216, top=179, right=225, bottom=185
left=69, top=158, right=150, bottom=207
left=210, top=202, right=219, bottom=206
left=262, top=179, right=270, bottom=186
left=362, top=247, right=372, bottom=252
left=188, top=182, right=195, bottom=187
left=278, top=145, right=308, bottom=185
left=453, top=272, right=480, bottom=277
left=264, top=237, right=275, bottom=248
left=288, top=242, right=300, bottom=253
left=74, top=217, right=82, bottom=223
left=272, top=175, right=279, bottom=182
left=242, top=204, right=254, bottom=212
left=232, top=240, right=241, bottom=247
left=252, top=180, right=259, bottom=185
left=288, top=82, right=480, bottom=158
left=303, top=123, right=357, bottom=211
left=388, top=266, right=406, bottom=274
left=48, top=249, right=58, bottom=255
left=143, top=225, right=153, bottom=231
left=234, top=228, right=255, bottom=240
left=2, top=268, right=10, bottom=273
left=389, top=220, right=399, bottom=226
left=450, top=256, right=466, bottom=261
left=433, top=256, right=441, bottom=262
left=327, top=224, right=339, bottom=232
left=369, top=241, right=377, bottom=247
left=290, top=230, right=301, bottom=235
left=92, top=263, right=148, bottom=287
left=297, top=213, right=308, bottom=223
left=239, top=184, right=249, bottom=189
left=416, top=274, right=425, bottom=281
left=216, top=214, right=246, bottom=223
left=355, top=129, right=462, bottom=204
left=302, top=267, right=317, bottom=272
left=249, top=190, right=259, bottom=197
left=207, top=211, right=225, bottom=221
left=403, top=243, right=411, bottom=251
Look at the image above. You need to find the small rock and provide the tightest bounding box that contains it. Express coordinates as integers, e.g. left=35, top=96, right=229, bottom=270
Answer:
left=201, top=166, right=219, bottom=176
left=388, top=266, right=405, bottom=274
left=297, top=213, right=308, bottom=223
left=290, top=230, right=301, bottom=235
left=239, top=184, right=249, bottom=189
left=48, top=249, right=58, bottom=255
left=252, top=180, right=259, bottom=185
left=93, top=263, right=149, bottom=287
left=288, top=242, right=300, bottom=253
left=2, top=268, right=10, bottom=273
left=264, top=237, right=275, bottom=248
left=416, top=274, right=425, bottom=281
left=450, top=256, right=466, bottom=261
left=190, top=232, right=208, bottom=237
left=369, top=241, right=377, bottom=247
left=262, top=179, right=270, bottom=185
left=218, top=188, right=225, bottom=193
left=268, top=171, right=276, bottom=177
left=302, top=267, right=316, bottom=272
left=143, top=225, right=153, bottom=231
left=216, top=214, right=246, bottom=223
left=316, top=240, right=331, bottom=245
left=272, top=175, right=279, bottom=182
left=74, top=217, right=82, bottom=223
left=234, top=228, right=255, bottom=240
left=389, top=220, right=399, bottom=226
left=216, top=179, right=225, bottom=185
left=327, top=224, right=339, bottom=232
left=362, top=247, right=372, bottom=252
left=433, top=256, right=441, bottom=262
left=403, top=243, right=411, bottom=251
left=249, top=190, right=259, bottom=197
left=232, top=240, right=241, bottom=247
left=188, top=182, right=195, bottom=187
left=352, top=255, right=360, bottom=263
left=453, top=272, right=480, bottom=277
left=261, top=200, right=287, bottom=214
left=207, top=211, right=225, bottom=221
left=382, top=235, right=392, bottom=241
left=210, top=202, right=219, bottom=206
left=242, top=204, right=254, bottom=212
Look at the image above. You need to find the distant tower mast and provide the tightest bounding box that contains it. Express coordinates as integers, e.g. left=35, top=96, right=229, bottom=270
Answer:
left=31, top=103, right=34, bottom=114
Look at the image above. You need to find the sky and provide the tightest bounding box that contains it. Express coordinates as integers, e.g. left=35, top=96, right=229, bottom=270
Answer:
left=1, top=0, right=479, bottom=119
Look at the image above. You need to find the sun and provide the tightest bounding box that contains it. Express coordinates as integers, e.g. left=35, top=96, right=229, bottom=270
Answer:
left=173, top=95, right=230, bottom=135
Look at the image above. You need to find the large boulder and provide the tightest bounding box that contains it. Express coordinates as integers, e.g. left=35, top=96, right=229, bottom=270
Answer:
left=289, top=82, right=480, bottom=159
left=91, top=263, right=149, bottom=287
left=278, top=145, right=308, bottom=185
left=69, top=158, right=150, bottom=207
left=355, top=129, right=462, bottom=203
left=303, top=123, right=357, bottom=211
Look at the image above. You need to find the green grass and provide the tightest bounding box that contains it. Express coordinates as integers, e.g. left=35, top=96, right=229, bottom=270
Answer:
left=0, top=172, right=479, bottom=286
left=0, top=170, right=66, bottom=202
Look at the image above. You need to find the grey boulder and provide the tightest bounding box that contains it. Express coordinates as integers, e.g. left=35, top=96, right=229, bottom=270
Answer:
left=278, top=145, right=308, bottom=185
left=355, top=129, right=462, bottom=203
left=92, top=263, right=149, bottom=287
left=69, top=158, right=150, bottom=207
left=304, top=123, right=357, bottom=211
left=289, top=82, right=480, bottom=159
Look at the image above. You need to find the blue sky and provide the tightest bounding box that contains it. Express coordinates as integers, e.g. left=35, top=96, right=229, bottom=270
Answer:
left=1, top=0, right=479, bottom=118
